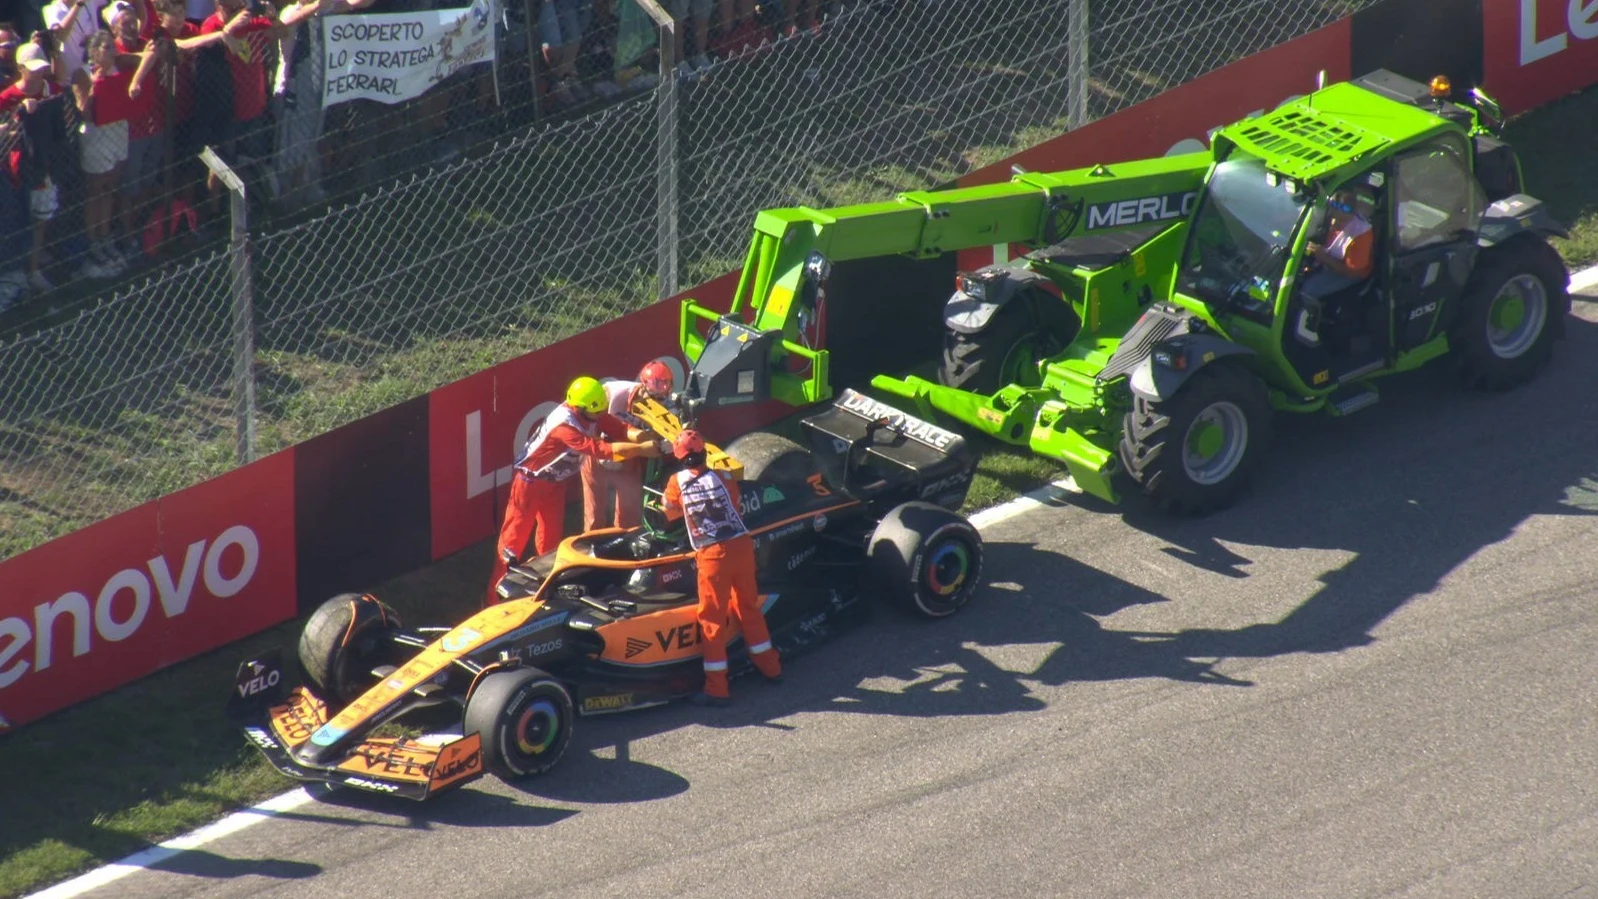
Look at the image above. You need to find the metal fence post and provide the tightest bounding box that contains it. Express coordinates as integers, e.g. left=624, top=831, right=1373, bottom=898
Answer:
left=637, top=0, right=679, bottom=301
left=1068, top=0, right=1089, bottom=129
left=200, top=147, right=257, bottom=465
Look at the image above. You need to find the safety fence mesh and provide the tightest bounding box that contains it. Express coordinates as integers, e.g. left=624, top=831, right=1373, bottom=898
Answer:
left=0, top=0, right=1379, bottom=559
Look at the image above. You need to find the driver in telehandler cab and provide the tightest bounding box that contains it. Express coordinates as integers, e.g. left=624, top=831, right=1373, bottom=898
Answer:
left=1294, top=178, right=1386, bottom=361
left=1306, top=184, right=1378, bottom=281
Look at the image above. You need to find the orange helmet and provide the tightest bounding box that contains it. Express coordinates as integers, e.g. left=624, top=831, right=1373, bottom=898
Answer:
left=638, top=360, right=674, bottom=399
left=672, top=429, right=706, bottom=459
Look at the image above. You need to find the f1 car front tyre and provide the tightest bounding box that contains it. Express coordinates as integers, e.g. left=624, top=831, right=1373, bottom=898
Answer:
left=868, top=501, right=984, bottom=618
left=464, top=668, right=574, bottom=780
left=1452, top=235, right=1569, bottom=390
left=298, top=593, right=403, bottom=705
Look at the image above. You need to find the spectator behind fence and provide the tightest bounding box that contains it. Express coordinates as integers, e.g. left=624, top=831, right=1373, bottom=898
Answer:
left=70, top=30, right=133, bottom=278
left=0, top=39, right=67, bottom=295
left=0, top=25, right=29, bottom=306
left=0, top=23, right=20, bottom=82
left=44, top=0, right=112, bottom=80
left=134, top=0, right=231, bottom=253
left=668, top=0, right=711, bottom=76
left=539, top=0, right=593, bottom=107
left=271, top=0, right=374, bottom=207
left=713, top=0, right=755, bottom=58
left=197, top=0, right=277, bottom=213
left=109, top=0, right=160, bottom=263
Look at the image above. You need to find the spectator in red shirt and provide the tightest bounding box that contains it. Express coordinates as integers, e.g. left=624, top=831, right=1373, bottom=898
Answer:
left=131, top=0, right=233, bottom=251
left=198, top=0, right=276, bottom=209
left=106, top=0, right=161, bottom=263
left=70, top=30, right=135, bottom=277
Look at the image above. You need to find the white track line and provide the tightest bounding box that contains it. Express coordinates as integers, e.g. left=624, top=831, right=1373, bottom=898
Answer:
left=1570, top=264, right=1598, bottom=295
left=29, top=260, right=1598, bottom=899
left=24, top=788, right=322, bottom=899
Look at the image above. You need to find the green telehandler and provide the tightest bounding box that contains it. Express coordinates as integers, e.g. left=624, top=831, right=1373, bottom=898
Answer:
left=676, top=70, right=1572, bottom=512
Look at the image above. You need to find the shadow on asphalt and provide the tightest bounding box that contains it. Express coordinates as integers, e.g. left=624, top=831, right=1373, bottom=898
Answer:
left=1114, top=310, right=1598, bottom=661
left=148, top=850, right=322, bottom=881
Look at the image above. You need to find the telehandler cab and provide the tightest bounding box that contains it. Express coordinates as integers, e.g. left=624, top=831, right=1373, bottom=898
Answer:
left=677, top=70, right=1571, bottom=512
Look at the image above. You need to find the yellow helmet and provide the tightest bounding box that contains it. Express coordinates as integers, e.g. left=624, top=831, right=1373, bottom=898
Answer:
left=565, top=376, right=607, bottom=415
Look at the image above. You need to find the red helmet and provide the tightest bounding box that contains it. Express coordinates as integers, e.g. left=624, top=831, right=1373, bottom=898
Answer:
left=638, top=360, right=674, bottom=399
left=672, top=429, right=706, bottom=459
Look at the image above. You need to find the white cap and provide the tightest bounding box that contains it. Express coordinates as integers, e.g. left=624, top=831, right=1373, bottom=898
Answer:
left=16, top=43, right=49, bottom=72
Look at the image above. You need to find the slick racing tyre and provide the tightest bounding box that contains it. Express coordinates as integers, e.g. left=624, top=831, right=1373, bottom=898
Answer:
left=1452, top=235, right=1569, bottom=391
left=298, top=593, right=403, bottom=705
left=1117, top=363, right=1271, bottom=515
left=868, top=501, right=984, bottom=619
left=465, top=667, right=574, bottom=780
left=725, top=431, right=821, bottom=484
left=938, top=289, right=1078, bottom=397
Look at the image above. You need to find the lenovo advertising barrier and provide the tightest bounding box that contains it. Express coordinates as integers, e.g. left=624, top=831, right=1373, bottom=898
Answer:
left=0, top=450, right=298, bottom=729
left=1482, top=0, right=1598, bottom=114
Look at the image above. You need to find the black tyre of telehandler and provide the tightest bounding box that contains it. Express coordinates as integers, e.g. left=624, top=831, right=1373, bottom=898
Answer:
left=1117, top=363, right=1272, bottom=515
left=1452, top=234, right=1569, bottom=391
left=938, top=289, right=1079, bottom=397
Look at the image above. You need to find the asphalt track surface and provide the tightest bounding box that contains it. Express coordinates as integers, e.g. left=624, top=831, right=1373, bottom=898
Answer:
left=64, top=289, right=1598, bottom=899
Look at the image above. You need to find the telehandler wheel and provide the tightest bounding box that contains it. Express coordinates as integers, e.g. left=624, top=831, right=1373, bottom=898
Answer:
left=1452, top=235, right=1569, bottom=391
left=938, top=290, right=1079, bottom=395
left=725, top=432, right=820, bottom=484
left=298, top=593, right=403, bottom=704
left=1117, top=363, right=1271, bottom=515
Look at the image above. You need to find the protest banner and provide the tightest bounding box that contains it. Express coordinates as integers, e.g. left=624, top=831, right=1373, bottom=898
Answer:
left=322, top=0, right=496, bottom=109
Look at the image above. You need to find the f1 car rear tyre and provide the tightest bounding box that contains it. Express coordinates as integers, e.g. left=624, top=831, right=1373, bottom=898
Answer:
left=938, top=289, right=1078, bottom=398
left=725, top=431, right=820, bottom=484
left=1117, top=362, right=1271, bottom=515
left=464, top=667, right=574, bottom=780
left=1452, top=235, right=1569, bottom=390
left=868, top=501, right=984, bottom=619
left=298, top=593, right=403, bottom=705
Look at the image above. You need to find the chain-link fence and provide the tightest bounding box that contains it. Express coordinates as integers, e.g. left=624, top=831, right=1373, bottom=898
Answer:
left=0, top=0, right=1380, bottom=559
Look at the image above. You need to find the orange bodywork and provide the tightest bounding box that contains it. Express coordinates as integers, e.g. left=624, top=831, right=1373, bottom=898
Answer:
left=593, top=602, right=745, bottom=666
left=333, top=733, right=484, bottom=790
left=322, top=600, right=544, bottom=736
left=269, top=687, right=330, bottom=748
left=268, top=686, right=484, bottom=793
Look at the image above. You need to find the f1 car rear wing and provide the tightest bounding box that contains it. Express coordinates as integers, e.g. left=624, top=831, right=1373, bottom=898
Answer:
left=800, top=389, right=976, bottom=511
left=227, top=654, right=486, bottom=801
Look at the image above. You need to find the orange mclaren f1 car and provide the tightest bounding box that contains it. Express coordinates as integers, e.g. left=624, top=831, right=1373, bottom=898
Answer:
left=227, top=389, right=986, bottom=800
